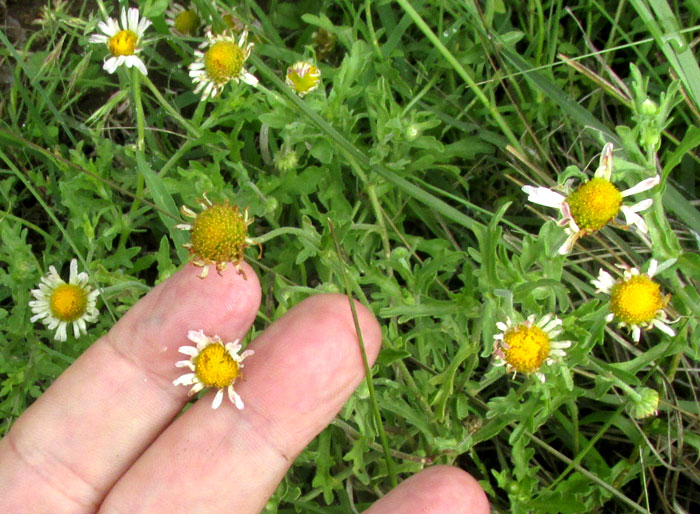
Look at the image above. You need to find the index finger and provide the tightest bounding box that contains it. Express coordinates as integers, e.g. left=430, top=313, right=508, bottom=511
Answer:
left=0, top=263, right=261, bottom=513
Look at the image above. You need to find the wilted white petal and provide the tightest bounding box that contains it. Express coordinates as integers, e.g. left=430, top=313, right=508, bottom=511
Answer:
left=229, top=387, right=244, bottom=409
left=211, top=389, right=224, bottom=409
left=173, top=373, right=197, bottom=386
left=621, top=175, right=660, bottom=197
left=653, top=320, right=676, bottom=337
left=619, top=206, right=649, bottom=234
left=557, top=232, right=578, bottom=255
left=593, top=143, right=614, bottom=180
left=522, top=186, right=566, bottom=209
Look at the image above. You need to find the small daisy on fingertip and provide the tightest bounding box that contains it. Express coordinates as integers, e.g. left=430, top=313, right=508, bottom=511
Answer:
left=286, top=61, right=321, bottom=97
left=173, top=329, right=254, bottom=409
left=165, top=2, right=201, bottom=36
left=522, top=143, right=660, bottom=254
left=189, top=28, right=257, bottom=101
left=89, top=7, right=151, bottom=76
left=29, top=259, right=100, bottom=341
left=592, top=259, right=675, bottom=342
left=493, top=313, right=572, bottom=383
left=176, top=194, right=258, bottom=279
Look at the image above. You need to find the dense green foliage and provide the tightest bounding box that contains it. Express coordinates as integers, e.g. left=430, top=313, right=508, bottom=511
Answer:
left=1, top=0, right=699, bottom=512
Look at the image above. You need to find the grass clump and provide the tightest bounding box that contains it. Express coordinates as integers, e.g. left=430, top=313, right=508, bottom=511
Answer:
left=1, top=0, right=699, bottom=512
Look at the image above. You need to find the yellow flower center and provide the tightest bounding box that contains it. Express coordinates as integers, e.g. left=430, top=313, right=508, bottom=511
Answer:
left=503, top=324, right=550, bottom=373
left=195, top=343, right=240, bottom=388
left=566, top=177, right=622, bottom=232
left=175, top=9, right=200, bottom=35
left=108, top=29, right=138, bottom=57
left=49, top=284, right=88, bottom=322
left=610, top=275, right=666, bottom=325
left=204, top=41, right=244, bottom=83
left=190, top=202, right=248, bottom=264
left=287, top=64, right=321, bottom=95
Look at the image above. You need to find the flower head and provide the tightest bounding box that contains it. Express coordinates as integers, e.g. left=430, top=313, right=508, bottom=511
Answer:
left=628, top=387, right=660, bottom=419
left=522, top=143, right=660, bottom=254
left=89, top=7, right=151, bottom=76
left=29, top=259, right=99, bottom=341
left=493, top=313, right=571, bottom=382
left=173, top=330, right=254, bottom=409
left=592, top=259, right=675, bottom=342
left=189, top=29, right=257, bottom=100
left=176, top=194, right=256, bottom=279
left=286, top=61, right=321, bottom=96
left=312, top=28, right=336, bottom=60
left=274, top=145, right=299, bottom=173
left=165, top=3, right=201, bottom=36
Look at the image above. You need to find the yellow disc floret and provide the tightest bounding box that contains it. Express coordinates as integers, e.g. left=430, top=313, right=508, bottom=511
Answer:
left=49, top=283, right=88, bottom=322
left=175, top=9, right=200, bottom=35
left=190, top=202, right=248, bottom=264
left=108, top=29, right=138, bottom=57
left=503, top=324, right=551, bottom=374
left=610, top=275, right=665, bottom=325
left=194, top=343, right=240, bottom=388
left=204, top=41, right=244, bottom=83
left=566, top=177, right=622, bottom=232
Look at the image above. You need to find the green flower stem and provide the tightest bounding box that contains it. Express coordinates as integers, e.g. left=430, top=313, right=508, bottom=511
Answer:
left=249, top=227, right=320, bottom=246
left=141, top=75, right=201, bottom=139
left=586, top=359, right=640, bottom=401
left=119, top=68, right=147, bottom=251
left=340, top=151, right=392, bottom=278
left=367, top=184, right=393, bottom=275
left=364, top=0, right=384, bottom=62
left=329, top=221, right=398, bottom=488
left=132, top=67, right=146, bottom=152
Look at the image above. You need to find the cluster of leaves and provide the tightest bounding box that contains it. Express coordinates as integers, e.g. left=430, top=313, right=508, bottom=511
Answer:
left=1, top=0, right=699, bottom=512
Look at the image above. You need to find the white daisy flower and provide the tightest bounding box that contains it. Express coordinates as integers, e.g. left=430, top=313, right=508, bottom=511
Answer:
left=89, top=7, right=151, bottom=76
left=189, top=28, right=258, bottom=101
left=29, top=259, right=100, bottom=341
left=286, top=61, right=321, bottom=97
left=165, top=2, right=201, bottom=37
left=493, top=313, right=572, bottom=383
left=173, top=329, right=254, bottom=409
left=522, top=143, right=660, bottom=254
left=592, top=259, right=675, bottom=342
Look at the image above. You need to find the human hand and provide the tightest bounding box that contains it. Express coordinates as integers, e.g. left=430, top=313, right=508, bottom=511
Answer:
left=0, top=263, right=489, bottom=513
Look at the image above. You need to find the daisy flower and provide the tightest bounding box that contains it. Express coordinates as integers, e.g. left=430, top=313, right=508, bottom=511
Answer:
left=29, top=259, right=99, bottom=341
left=522, top=143, right=660, bottom=254
left=592, top=259, right=675, bottom=342
left=493, top=313, right=572, bottom=382
left=176, top=194, right=257, bottom=279
left=173, top=329, right=254, bottom=409
left=89, top=7, right=151, bottom=76
left=165, top=2, right=201, bottom=36
left=286, top=61, right=321, bottom=97
left=188, top=28, right=258, bottom=101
